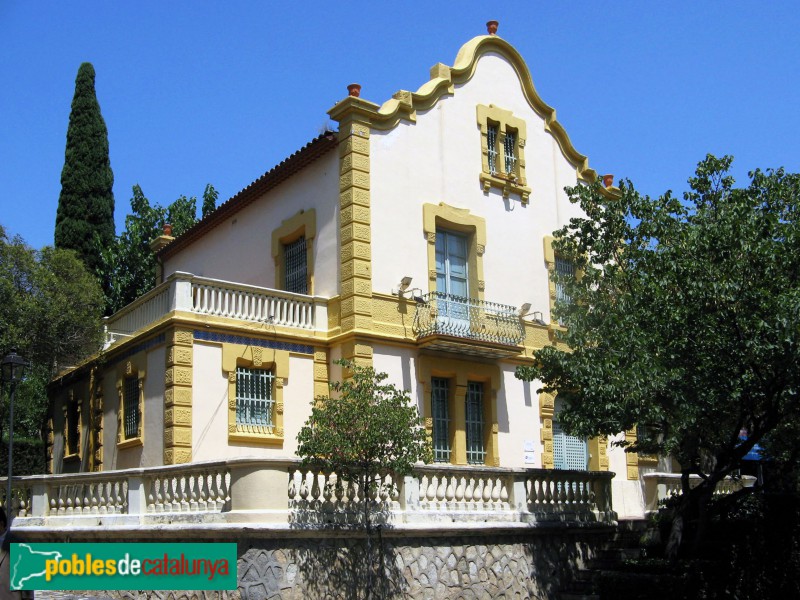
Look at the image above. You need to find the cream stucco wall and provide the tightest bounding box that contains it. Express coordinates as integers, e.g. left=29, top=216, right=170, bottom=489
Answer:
left=192, top=341, right=314, bottom=460
left=370, top=52, right=587, bottom=320
left=95, top=345, right=166, bottom=470
left=162, top=152, right=340, bottom=297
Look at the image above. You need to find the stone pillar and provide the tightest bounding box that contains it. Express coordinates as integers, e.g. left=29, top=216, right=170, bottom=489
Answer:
left=164, top=327, right=193, bottom=464
left=539, top=392, right=555, bottom=469
left=329, top=92, right=378, bottom=368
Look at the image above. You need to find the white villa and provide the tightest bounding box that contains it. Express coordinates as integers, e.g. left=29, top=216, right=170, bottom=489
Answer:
left=38, top=21, right=678, bottom=527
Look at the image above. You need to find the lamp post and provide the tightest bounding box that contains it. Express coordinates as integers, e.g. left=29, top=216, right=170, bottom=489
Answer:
left=2, top=348, right=29, bottom=528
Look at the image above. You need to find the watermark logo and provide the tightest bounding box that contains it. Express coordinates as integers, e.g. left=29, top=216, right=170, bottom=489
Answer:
left=10, top=543, right=237, bottom=590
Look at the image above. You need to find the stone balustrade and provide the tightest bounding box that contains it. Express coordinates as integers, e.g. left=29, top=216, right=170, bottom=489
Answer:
left=642, top=471, right=757, bottom=513
left=4, top=459, right=617, bottom=533
left=103, top=271, right=328, bottom=345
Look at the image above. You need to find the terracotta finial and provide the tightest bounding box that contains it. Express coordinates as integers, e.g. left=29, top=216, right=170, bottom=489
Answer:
left=163, top=223, right=173, bottom=236
left=486, top=20, right=499, bottom=35
left=603, top=174, right=615, bottom=189
left=347, top=83, right=361, bottom=98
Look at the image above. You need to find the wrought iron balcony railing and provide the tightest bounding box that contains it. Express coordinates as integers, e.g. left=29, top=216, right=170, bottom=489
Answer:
left=413, top=292, right=524, bottom=347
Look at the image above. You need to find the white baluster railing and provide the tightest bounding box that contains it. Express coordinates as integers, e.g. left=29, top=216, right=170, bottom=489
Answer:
left=10, top=460, right=619, bottom=530
left=103, top=272, right=329, bottom=347
left=145, top=464, right=230, bottom=514
left=642, top=472, right=757, bottom=513
left=415, top=466, right=514, bottom=514
left=192, top=278, right=318, bottom=330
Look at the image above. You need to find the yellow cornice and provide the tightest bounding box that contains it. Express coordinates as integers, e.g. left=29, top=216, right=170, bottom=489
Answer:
left=328, top=35, right=602, bottom=184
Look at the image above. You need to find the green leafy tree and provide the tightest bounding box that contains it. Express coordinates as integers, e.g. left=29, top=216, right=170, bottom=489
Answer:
left=202, top=183, right=219, bottom=219
left=0, top=225, right=104, bottom=442
left=297, top=360, right=431, bottom=595
left=515, top=155, right=800, bottom=557
left=54, top=63, right=115, bottom=284
left=102, top=184, right=212, bottom=314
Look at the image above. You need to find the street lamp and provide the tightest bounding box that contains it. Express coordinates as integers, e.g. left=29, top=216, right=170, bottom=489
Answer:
left=2, top=348, right=29, bottom=528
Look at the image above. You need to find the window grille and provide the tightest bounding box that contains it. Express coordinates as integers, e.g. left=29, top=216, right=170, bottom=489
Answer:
left=284, top=236, right=307, bottom=294
left=555, top=256, right=575, bottom=306
left=123, top=377, right=140, bottom=440
left=487, top=124, right=498, bottom=175
left=236, top=366, right=275, bottom=431
left=504, top=130, right=517, bottom=174
left=67, top=400, right=79, bottom=454
left=431, top=378, right=451, bottom=463
left=465, top=382, right=486, bottom=464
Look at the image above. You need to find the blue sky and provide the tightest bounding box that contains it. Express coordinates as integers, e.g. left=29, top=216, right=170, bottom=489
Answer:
left=2, top=2, right=798, bottom=250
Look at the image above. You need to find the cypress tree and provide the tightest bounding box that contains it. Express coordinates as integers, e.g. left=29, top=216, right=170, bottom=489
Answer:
left=54, top=62, right=115, bottom=277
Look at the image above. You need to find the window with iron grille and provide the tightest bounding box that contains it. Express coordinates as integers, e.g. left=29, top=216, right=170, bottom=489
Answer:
left=504, top=129, right=517, bottom=174
left=555, top=256, right=575, bottom=314
left=67, top=400, right=79, bottom=455
left=465, top=382, right=486, bottom=464
left=431, top=377, right=451, bottom=463
left=555, top=256, right=575, bottom=303
left=487, top=124, right=498, bottom=175
left=123, top=376, right=140, bottom=440
left=236, top=366, right=275, bottom=431
left=284, top=236, right=307, bottom=294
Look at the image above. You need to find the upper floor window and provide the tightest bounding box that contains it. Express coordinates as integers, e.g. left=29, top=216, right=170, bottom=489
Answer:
left=271, top=209, right=316, bottom=296
left=477, top=104, right=530, bottom=203
left=555, top=256, right=575, bottom=306
left=236, top=366, right=276, bottom=432
left=503, top=129, right=517, bottom=174
left=284, top=236, right=308, bottom=294
left=487, top=123, right=499, bottom=175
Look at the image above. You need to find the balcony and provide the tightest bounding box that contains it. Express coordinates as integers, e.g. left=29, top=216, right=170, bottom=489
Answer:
left=103, top=271, right=328, bottom=347
left=2, top=460, right=616, bottom=534
left=413, top=292, right=525, bottom=358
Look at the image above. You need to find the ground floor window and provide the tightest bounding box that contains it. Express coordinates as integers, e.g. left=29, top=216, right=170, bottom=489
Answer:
left=465, top=381, right=486, bottom=465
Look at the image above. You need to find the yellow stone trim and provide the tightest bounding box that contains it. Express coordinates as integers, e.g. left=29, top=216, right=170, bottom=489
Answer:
left=222, top=342, right=289, bottom=446
left=313, top=347, right=329, bottom=399
left=89, top=369, right=103, bottom=472
left=418, top=356, right=500, bottom=466
left=328, top=34, right=602, bottom=184
left=423, top=203, right=487, bottom=301
left=336, top=114, right=373, bottom=354
left=477, top=104, right=531, bottom=203
left=164, top=327, right=192, bottom=465
left=62, top=387, right=84, bottom=462
left=116, top=351, right=146, bottom=448
left=271, top=208, right=316, bottom=294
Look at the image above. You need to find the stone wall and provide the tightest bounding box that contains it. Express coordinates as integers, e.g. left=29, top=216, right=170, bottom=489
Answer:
left=51, top=527, right=612, bottom=600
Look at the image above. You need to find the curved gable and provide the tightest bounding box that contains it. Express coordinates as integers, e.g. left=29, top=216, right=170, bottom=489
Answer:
left=330, top=35, right=598, bottom=183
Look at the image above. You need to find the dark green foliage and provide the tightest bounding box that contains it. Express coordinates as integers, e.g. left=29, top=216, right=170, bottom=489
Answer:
left=202, top=183, right=219, bottom=219
left=0, top=439, right=46, bottom=476
left=54, top=63, right=115, bottom=282
left=102, top=184, right=211, bottom=314
left=515, top=155, right=800, bottom=553
left=0, top=225, right=104, bottom=440
left=297, top=360, right=432, bottom=491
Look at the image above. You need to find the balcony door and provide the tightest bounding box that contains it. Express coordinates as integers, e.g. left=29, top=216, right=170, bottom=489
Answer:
left=435, top=229, right=470, bottom=331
